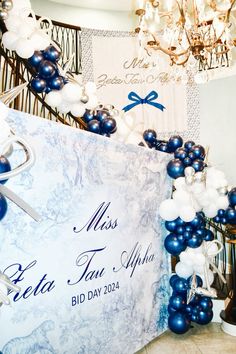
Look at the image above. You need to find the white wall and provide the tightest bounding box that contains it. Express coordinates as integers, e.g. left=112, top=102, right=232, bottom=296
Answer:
left=199, top=75, right=236, bottom=186
left=31, top=0, right=136, bottom=31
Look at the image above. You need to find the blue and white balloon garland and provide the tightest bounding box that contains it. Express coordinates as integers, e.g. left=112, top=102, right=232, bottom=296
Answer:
left=143, top=128, right=236, bottom=334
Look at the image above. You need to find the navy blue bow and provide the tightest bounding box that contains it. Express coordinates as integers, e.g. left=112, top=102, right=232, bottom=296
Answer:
left=122, top=91, right=165, bottom=113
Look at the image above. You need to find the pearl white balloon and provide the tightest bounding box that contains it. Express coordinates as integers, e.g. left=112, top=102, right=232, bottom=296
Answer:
left=85, top=81, right=97, bottom=95
left=2, top=31, right=18, bottom=50
left=191, top=181, right=205, bottom=194
left=184, top=166, right=195, bottom=177
left=179, top=251, right=194, bottom=266
left=70, top=103, right=86, bottom=117
left=15, top=38, right=35, bottom=58
left=179, top=205, right=196, bottom=222
left=61, top=83, right=83, bottom=103
left=193, top=253, right=206, bottom=266
left=46, top=91, right=62, bottom=107
left=18, top=24, right=34, bottom=39
left=159, top=199, right=178, bottom=221
left=57, top=102, right=71, bottom=114
left=175, top=261, right=193, bottom=279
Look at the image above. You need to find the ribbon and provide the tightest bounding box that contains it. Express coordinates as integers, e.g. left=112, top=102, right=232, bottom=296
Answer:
left=0, top=272, right=20, bottom=305
left=122, top=91, right=166, bottom=113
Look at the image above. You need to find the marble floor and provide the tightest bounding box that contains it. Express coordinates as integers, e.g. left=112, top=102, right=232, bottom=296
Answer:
left=136, top=323, right=236, bottom=354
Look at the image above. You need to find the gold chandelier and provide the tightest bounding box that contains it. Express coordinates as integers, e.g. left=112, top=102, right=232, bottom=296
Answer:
left=135, top=0, right=236, bottom=72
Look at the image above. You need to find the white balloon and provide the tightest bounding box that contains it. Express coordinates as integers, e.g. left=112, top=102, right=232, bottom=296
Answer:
left=193, top=253, right=206, bottom=266
left=179, top=205, right=196, bottom=222
left=57, top=102, right=71, bottom=114
left=179, top=251, right=194, bottom=266
left=175, top=261, right=193, bottom=279
left=18, top=24, right=34, bottom=39
left=159, top=199, right=178, bottom=221
left=2, top=31, right=18, bottom=50
left=86, top=95, right=99, bottom=110
left=61, top=83, right=83, bottom=103
left=0, top=121, right=11, bottom=144
left=46, top=91, right=62, bottom=107
left=30, top=30, right=50, bottom=51
left=173, top=190, right=191, bottom=204
left=173, top=177, right=186, bottom=190
left=85, top=81, right=97, bottom=95
left=5, top=15, right=23, bottom=32
left=203, top=204, right=218, bottom=218
left=70, top=103, right=86, bottom=117
left=216, top=196, right=229, bottom=210
left=206, top=188, right=219, bottom=202
left=184, top=166, right=195, bottom=177
left=15, top=38, right=35, bottom=58
left=191, top=181, right=205, bottom=194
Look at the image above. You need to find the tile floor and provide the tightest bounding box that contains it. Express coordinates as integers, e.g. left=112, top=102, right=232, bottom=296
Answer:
left=136, top=323, right=236, bottom=354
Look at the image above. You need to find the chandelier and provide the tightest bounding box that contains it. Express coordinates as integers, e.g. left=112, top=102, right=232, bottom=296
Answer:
left=135, top=0, right=236, bottom=75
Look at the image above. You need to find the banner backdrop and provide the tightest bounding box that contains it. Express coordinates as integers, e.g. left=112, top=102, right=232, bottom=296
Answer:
left=0, top=110, right=171, bottom=354
left=81, top=28, right=200, bottom=141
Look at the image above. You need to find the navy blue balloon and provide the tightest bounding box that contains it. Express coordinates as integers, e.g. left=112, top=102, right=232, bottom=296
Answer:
left=183, top=231, right=192, bottom=240
left=176, top=217, right=186, bottom=227
left=43, top=45, right=61, bottom=62
left=204, top=229, right=214, bottom=241
left=185, top=224, right=193, bottom=232
left=28, top=51, right=44, bottom=68
left=96, top=110, right=109, bottom=122
left=0, top=193, right=7, bottom=220
left=196, top=228, right=206, bottom=238
left=188, top=152, right=195, bottom=160
left=0, top=156, right=11, bottom=184
left=143, top=129, right=157, bottom=145
left=221, top=217, right=228, bottom=224
left=31, top=77, right=47, bottom=93
left=87, top=120, right=101, bottom=134
left=168, top=312, right=191, bottom=334
left=183, top=157, right=192, bottom=166
left=174, top=147, right=188, bottom=160
left=199, top=297, right=213, bottom=311
left=172, top=278, right=188, bottom=294
left=217, top=209, right=225, bottom=217
left=83, top=110, right=95, bottom=123
left=176, top=225, right=185, bottom=235
left=164, top=233, right=186, bottom=255
left=177, top=234, right=185, bottom=243
left=225, top=207, right=236, bottom=224
left=169, top=295, right=186, bottom=310
left=100, top=117, right=117, bottom=134
left=192, top=159, right=205, bottom=172
left=184, top=140, right=195, bottom=150
left=213, top=215, right=221, bottom=223
left=168, top=305, right=177, bottom=315
left=38, top=60, right=57, bottom=79
left=167, top=135, right=183, bottom=153
left=48, top=76, right=64, bottom=90
left=190, top=145, right=205, bottom=160
left=187, top=233, right=203, bottom=248
left=170, top=274, right=179, bottom=287
left=228, top=188, right=236, bottom=207
left=196, top=310, right=213, bottom=325
left=191, top=215, right=203, bottom=229
left=191, top=312, right=199, bottom=322
left=167, top=159, right=185, bottom=179
left=165, top=220, right=177, bottom=232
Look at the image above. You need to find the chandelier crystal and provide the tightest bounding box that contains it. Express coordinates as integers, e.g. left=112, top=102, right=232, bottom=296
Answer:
left=135, top=0, right=236, bottom=75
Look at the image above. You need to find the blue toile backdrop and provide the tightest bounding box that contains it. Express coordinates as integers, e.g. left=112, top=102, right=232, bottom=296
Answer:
left=0, top=109, right=171, bottom=354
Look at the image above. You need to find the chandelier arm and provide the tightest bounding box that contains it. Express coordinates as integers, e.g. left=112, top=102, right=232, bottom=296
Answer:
left=175, top=0, right=186, bottom=27
left=226, top=0, right=236, bottom=22
left=171, top=53, right=190, bottom=66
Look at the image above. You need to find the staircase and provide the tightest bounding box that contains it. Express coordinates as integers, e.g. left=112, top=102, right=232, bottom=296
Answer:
left=0, top=17, right=85, bottom=128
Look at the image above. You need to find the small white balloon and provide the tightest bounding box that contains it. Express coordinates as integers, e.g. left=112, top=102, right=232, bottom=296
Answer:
left=5, top=14, right=23, bottom=32
left=179, top=251, right=194, bottom=266
left=175, top=261, right=193, bottom=279
left=173, top=177, right=186, bottom=190
left=18, top=24, right=34, bottom=39
left=57, top=102, right=71, bottom=114
left=173, top=190, right=191, bottom=204
left=216, top=195, right=229, bottom=210
left=70, top=103, right=86, bottom=117
left=179, top=205, right=196, bottom=222
left=15, top=38, right=35, bottom=58
left=203, top=204, right=218, bottom=218
left=46, top=90, right=62, bottom=107
left=159, top=199, right=178, bottom=221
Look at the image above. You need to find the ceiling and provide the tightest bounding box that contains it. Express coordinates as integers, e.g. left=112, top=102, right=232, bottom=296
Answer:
left=49, top=0, right=135, bottom=12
